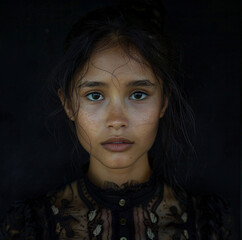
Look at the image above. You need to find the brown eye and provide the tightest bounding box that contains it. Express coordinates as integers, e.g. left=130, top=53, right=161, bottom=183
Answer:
left=130, top=91, right=148, bottom=100
left=86, top=92, right=104, bottom=101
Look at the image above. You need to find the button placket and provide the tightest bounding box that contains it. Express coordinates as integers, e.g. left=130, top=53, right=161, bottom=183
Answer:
left=118, top=204, right=130, bottom=240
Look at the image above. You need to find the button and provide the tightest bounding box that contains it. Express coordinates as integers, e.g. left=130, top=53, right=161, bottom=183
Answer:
left=120, top=237, right=127, bottom=240
left=119, top=199, right=126, bottom=206
left=120, top=218, right=127, bottom=225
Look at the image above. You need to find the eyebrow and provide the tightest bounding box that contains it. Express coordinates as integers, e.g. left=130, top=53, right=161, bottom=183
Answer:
left=79, top=79, right=156, bottom=88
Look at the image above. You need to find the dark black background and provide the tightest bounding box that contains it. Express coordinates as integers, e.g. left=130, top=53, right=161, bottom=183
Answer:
left=0, top=0, right=240, bottom=239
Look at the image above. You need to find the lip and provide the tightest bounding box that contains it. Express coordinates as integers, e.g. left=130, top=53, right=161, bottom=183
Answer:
left=102, top=142, right=133, bottom=152
left=101, top=137, right=134, bottom=145
left=101, top=137, right=134, bottom=152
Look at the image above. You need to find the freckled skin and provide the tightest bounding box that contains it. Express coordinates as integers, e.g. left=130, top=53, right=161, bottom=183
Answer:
left=61, top=46, right=168, bottom=187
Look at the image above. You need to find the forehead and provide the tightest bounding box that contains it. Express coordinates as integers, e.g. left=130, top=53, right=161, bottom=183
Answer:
left=80, top=46, right=156, bottom=80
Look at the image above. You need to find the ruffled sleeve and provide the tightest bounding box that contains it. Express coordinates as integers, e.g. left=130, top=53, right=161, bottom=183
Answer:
left=191, top=193, right=232, bottom=240
left=0, top=196, right=58, bottom=240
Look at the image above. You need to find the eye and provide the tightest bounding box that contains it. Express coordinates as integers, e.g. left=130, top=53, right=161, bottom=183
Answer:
left=86, top=92, right=104, bottom=101
left=130, top=91, right=148, bottom=100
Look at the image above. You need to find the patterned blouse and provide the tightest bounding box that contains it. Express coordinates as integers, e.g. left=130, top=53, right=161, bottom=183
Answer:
left=0, top=172, right=231, bottom=240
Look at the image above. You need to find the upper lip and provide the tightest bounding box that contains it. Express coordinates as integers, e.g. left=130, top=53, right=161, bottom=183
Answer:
left=101, top=137, right=134, bottom=144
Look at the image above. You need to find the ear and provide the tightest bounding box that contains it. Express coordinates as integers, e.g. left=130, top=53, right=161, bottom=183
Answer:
left=58, top=89, right=75, bottom=121
left=159, top=95, right=168, bottom=119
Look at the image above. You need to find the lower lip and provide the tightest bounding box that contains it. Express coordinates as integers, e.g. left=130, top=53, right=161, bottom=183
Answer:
left=102, top=143, right=133, bottom=152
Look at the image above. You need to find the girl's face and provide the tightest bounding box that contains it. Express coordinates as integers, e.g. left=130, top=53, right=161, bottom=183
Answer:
left=62, top=46, right=168, bottom=171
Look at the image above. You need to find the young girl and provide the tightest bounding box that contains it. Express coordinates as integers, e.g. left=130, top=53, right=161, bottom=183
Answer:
left=0, top=1, right=231, bottom=239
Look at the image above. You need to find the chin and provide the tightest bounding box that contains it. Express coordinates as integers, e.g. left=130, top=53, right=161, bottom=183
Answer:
left=102, top=158, right=135, bottom=170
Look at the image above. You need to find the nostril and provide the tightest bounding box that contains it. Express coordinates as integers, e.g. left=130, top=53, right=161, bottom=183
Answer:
left=108, top=123, right=127, bottom=129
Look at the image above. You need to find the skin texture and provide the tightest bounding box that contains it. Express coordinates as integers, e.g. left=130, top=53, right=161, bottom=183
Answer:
left=59, top=46, right=168, bottom=187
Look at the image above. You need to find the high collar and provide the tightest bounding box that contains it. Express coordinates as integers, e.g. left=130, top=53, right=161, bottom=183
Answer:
left=78, top=171, right=163, bottom=210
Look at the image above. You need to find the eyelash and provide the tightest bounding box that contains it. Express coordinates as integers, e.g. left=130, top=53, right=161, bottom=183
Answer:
left=85, top=91, right=149, bottom=101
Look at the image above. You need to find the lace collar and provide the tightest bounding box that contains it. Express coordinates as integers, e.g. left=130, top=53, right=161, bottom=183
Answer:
left=78, top=171, right=163, bottom=210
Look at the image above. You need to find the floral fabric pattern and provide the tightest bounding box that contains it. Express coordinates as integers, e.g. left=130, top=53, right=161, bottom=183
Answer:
left=0, top=173, right=231, bottom=240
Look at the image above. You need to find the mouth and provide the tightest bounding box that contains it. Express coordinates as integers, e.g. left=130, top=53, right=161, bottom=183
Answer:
left=101, top=137, right=134, bottom=152
left=101, top=142, right=133, bottom=152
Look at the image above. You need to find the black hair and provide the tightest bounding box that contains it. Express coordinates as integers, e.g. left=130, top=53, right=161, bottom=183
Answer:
left=46, top=0, right=197, bottom=193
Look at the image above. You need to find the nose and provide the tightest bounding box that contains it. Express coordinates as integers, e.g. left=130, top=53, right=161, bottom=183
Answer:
left=105, top=99, right=128, bottom=130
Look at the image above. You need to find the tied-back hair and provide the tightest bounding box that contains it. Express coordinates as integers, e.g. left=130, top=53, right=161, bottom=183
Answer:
left=46, top=0, right=197, bottom=194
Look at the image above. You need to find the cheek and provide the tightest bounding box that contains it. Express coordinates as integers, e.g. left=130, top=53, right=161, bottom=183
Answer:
left=129, top=106, right=161, bottom=146
left=79, top=104, right=104, bottom=125
left=129, top=103, right=161, bottom=128
left=74, top=107, right=103, bottom=142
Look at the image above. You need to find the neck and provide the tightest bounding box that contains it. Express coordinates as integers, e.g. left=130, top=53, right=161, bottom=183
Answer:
left=87, top=156, right=152, bottom=188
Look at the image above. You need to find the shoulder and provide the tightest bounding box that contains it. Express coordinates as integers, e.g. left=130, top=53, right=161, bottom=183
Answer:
left=0, top=180, right=80, bottom=240
left=0, top=195, right=56, bottom=240
left=162, top=182, right=231, bottom=240
left=190, top=192, right=232, bottom=240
